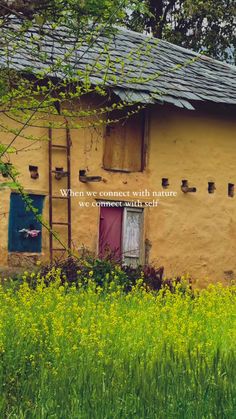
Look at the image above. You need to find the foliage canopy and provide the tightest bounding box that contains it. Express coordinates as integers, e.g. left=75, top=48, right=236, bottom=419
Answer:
left=127, top=0, right=236, bottom=63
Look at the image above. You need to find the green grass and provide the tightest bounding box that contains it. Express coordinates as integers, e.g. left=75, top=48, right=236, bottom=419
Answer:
left=0, top=276, right=235, bottom=418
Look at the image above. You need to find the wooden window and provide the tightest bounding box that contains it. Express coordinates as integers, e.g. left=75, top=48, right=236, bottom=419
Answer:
left=103, top=109, right=144, bottom=172
left=99, top=205, right=143, bottom=266
left=8, top=193, right=44, bottom=253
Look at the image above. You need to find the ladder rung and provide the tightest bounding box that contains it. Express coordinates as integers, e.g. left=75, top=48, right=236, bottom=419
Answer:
left=52, top=248, right=66, bottom=251
left=51, top=222, right=70, bottom=226
left=51, top=145, right=68, bottom=149
left=51, top=195, right=69, bottom=199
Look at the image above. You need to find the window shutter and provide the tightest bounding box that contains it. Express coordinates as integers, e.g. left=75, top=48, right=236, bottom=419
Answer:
left=99, top=207, right=123, bottom=261
left=122, top=207, right=143, bottom=266
left=8, top=193, right=44, bottom=253
left=103, top=110, right=143, bottom=172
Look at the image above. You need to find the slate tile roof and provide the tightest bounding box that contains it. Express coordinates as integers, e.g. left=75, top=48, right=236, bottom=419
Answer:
left=1, top=20, right=236, bottom=110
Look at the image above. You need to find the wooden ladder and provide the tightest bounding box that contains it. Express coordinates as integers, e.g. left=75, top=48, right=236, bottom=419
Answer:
left=48, top=126, right=72, bottom=263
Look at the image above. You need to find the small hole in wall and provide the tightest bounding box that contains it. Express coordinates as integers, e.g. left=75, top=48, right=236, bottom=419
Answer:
left=162, top=178, right=169, bottom=188
left=29, top=165, right=39, bottom=179
left=228, top=183, right=234, bottom=198
left=55, top=167, right=64, bottom=180
left=181, top=179, right=188, bottom=192
left=208, top=182, right=215, bottom=194
left=181, top=180, right=197, bottom=193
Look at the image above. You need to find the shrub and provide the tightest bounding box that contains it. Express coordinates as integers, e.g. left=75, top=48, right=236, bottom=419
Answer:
left=38, top=256, right=192, bottom=294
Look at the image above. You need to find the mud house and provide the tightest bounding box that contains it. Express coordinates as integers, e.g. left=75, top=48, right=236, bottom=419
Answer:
left=0, top=22, right=236, bottom=286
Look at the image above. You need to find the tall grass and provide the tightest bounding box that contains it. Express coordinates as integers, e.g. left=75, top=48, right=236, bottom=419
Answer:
left=0, top=274, right=235, bottom=418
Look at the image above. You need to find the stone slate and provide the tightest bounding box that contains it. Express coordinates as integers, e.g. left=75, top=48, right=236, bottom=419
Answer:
left=1, top=20, right=236, bottom=110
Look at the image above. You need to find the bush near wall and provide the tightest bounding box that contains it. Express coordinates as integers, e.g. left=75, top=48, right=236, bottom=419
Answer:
left=37, top=256, right=192, bottom=294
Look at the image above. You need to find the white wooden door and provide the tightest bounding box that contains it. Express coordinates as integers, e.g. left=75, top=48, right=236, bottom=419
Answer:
left=122, top=207, right=143, bottom=266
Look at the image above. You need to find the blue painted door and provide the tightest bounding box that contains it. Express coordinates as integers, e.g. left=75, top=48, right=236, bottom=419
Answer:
left=8, top=193, right=45, bottom=253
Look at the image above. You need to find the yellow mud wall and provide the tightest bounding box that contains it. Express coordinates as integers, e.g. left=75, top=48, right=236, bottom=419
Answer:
left=0, top=119, right=49, bottom=268
left=1, top=102, right=236, bottom=286
left=148, top=106, right=236, bottom=286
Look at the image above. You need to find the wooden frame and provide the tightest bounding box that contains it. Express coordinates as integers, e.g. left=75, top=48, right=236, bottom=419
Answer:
left=122, top=206, right=144, bottom=266
left=141, top=109, right=150, bottom=171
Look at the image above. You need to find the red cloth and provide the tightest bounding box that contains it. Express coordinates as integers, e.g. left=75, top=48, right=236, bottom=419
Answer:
left=28, top=230, right=40, bottom=237
left=99, top=207, right=123, bottom=260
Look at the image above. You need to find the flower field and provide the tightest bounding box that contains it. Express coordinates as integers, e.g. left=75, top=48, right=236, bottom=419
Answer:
left=0, top=273, right=235, bottom=418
